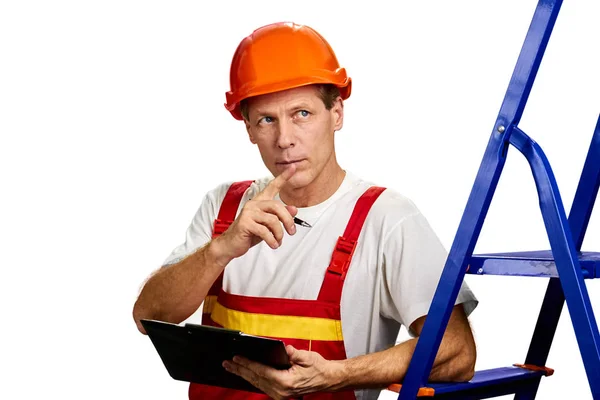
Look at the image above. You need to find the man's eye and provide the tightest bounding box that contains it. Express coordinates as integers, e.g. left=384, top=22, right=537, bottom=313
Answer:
left=298, top=110, right=310, bottom=118
left=260, top=116, right=274, bottom=124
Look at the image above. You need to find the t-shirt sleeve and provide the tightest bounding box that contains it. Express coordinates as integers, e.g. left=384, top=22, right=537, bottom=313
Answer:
left=380, top=211, right=478, bottom=336
left=161, top=182, right=233, bottom=267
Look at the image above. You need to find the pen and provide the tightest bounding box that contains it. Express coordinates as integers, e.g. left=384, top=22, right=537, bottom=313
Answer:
left=294, top=217, right=312, bottom=228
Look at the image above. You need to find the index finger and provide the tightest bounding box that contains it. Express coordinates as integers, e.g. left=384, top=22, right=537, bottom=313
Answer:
left=256, top=164, right=297, bottom=199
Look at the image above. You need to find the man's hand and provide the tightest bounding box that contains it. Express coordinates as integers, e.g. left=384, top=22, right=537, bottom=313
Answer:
left=211, top=165, right=298, bottom=264
left=223, top=345, right=345, bottom=399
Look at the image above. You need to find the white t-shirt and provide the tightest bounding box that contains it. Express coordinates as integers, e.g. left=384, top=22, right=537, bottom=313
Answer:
left=163, top=171, right=478, bottom=400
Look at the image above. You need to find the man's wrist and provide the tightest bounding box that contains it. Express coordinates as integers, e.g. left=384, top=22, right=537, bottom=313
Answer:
left=332, top=347, right=407, bottom=392
left=327, top=360, right=350, bottom=392
left=205, top=237, right=233, bottom=269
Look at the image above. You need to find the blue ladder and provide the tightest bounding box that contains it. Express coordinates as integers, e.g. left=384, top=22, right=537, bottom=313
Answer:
left=389, top=0, right=600, bottom=398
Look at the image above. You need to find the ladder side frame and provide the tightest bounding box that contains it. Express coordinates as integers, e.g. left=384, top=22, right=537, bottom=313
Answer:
left=515, top=117, right=600, bottom=399
left=398, top=1, right=563, bottom=398
left=510, top=127, right=600, bottom=398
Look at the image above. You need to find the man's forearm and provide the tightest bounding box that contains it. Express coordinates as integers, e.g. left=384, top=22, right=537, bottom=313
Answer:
left=333, top=319, right=476, bottom=391
left=336, top=339, right=472, bottom=391
left=132, top=238, right=232, bottom=334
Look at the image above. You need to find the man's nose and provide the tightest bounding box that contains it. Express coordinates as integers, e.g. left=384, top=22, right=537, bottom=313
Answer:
left=276, top=119, right=295, bottom=149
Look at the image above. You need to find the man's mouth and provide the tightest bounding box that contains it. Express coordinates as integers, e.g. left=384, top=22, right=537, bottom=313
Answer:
left=276, top=159, right=305, bottom=165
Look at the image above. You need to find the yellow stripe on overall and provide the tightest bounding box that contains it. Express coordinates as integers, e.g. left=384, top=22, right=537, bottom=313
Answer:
left=203, top=295, right=343, bottom=341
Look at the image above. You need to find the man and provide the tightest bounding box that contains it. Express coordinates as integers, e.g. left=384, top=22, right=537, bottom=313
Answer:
left=133, top=22, right=478, bottom=400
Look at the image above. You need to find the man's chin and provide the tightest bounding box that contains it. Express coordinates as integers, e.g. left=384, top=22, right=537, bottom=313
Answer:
left=285, top=171, right=312, bottom=190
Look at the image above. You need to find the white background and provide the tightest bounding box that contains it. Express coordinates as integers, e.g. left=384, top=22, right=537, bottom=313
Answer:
left=1, top=1, right=599, bottom=399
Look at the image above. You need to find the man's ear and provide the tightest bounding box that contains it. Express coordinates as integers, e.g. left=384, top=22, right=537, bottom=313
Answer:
left=245, top=119, right=257, bottom=144
left=332, top=97, right=344, bottom=132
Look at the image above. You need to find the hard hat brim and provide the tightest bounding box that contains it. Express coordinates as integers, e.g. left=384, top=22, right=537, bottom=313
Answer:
left=225, top=74, right=352, bottom=121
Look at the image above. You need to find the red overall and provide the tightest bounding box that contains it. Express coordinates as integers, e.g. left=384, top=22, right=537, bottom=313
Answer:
left=189, top=181, right=386, bottom=399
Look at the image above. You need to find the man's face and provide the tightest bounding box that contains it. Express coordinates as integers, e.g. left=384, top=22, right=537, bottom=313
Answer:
left=244, top=85, right=343, bottom=189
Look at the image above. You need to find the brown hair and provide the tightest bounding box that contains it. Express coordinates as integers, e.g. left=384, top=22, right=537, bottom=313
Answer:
left=239, top=84, right=341, bottom=121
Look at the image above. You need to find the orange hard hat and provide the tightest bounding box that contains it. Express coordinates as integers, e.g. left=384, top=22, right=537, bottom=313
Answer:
left=224, top=22, right=352, bottom=120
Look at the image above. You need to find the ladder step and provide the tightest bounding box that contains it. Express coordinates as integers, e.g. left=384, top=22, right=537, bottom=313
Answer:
left=466, top=250, right=600, bottom=278
left=388, top=365, right=553, bottom=399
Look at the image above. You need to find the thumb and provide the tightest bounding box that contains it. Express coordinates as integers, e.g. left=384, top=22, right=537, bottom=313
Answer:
left=286, top=344, right=307, bottom=365
left=286, top=344, right=296, bottom=356
left=286, top=344, right=300, bottom=360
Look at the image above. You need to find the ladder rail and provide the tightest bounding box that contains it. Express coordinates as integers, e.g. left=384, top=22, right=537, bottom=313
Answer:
left=495, top=0, right=563, bottom=128
left=568, top=115, right=600, bottom=250
left=516, top=115, right=600, bottom=399
left=514, top=277, right=565, bottom=400
left=509, top=127, right=600, bottom=397
left=397, top=1, right=563, bottom=398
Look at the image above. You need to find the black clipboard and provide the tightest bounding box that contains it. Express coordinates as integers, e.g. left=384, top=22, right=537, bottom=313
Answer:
left=141, top=319, right=291, bottom=393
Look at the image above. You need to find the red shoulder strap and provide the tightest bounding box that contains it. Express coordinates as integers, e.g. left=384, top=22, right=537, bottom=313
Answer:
left=206, top=180, right=253, bottom=298
left=317, top=186, right=386, bottom=304
left=212, top=180, right=254, bottom=238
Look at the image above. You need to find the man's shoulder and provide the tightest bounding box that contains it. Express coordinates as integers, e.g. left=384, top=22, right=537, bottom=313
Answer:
left=349, top=174, right=421, bottom=216
left=348, top=174, right=423, bottom=228
left=375, top=187, right=420, bottom=215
